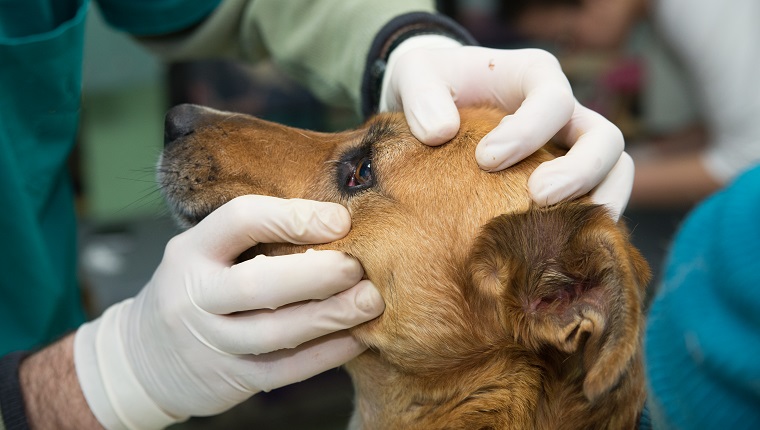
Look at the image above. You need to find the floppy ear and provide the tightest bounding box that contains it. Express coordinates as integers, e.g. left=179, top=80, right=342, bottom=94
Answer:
left=468, top=203, right=650, bottom=402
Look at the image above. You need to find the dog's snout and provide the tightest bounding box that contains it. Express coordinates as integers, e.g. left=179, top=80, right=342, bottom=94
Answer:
left=164, top=104, right=207, bottom=146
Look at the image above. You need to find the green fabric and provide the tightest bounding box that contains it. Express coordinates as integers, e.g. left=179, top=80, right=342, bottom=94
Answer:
left=141, top=0, right=437, bottom=113
left=97, top=0, right=222, bottom=36
left=246, top=0, right=436, bottom=111
left=0, top=0, right=89, bottom=355
left=0, top=0, right=79, bottom=38
left=0, top=0, right=220, bottom=355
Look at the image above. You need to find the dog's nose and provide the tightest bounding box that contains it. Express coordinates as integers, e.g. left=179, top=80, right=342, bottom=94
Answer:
left=164, top=104, right=205, bottom=146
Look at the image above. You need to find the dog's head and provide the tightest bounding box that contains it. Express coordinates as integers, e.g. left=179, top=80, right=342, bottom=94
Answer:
left=160, top=105, right=649, bottom=406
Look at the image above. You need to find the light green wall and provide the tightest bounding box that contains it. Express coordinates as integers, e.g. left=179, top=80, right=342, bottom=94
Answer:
left=80, top=84, right=167, bottom=222
left=79, top=5, right=167, bottom=223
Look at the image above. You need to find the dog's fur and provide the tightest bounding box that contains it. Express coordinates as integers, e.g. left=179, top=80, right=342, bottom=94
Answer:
left=159, top=105, right=650, bottom=429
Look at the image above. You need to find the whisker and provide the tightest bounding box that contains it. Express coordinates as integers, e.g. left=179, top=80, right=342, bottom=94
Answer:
left=116, top=177, right=160, bottom=184
left=292, top=129, right=314, bottom=140
left=219, top=113, right=243, bottom=123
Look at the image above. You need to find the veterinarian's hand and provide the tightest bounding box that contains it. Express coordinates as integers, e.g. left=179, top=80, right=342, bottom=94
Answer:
left=381, top=36, right=632, bottom=218
left=74, top=196, right=385, bottom=428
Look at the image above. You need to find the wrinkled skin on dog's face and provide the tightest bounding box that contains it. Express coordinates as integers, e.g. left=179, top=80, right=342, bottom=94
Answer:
left=159, top=106, right=546, bottom=357
left=160, top=105, right=650, bottom=429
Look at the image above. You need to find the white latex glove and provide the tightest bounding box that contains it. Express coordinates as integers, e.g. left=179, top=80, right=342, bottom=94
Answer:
left=74, top=196, right=385, bottom=429
left=381, top=35, right=633, bottom=219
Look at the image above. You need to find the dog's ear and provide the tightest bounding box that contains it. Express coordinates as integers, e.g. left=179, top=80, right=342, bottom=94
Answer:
left=467, top=203, right=650, bottom=402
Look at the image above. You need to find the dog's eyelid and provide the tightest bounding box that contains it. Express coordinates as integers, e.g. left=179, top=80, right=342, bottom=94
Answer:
left=335, top=141, right=376, bottom=196
left=361, top=119, right=398, bottom=148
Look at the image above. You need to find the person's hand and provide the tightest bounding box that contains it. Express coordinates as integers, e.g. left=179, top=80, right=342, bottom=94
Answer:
left=74, top=196, right=385, bottom=429
left=381, top=36, right=633, bottom=219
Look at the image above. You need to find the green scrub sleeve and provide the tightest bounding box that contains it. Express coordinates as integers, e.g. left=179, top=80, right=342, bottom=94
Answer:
left=138, top=0, right=439, bottom=113
left=95, top=0, right=222, bottom=36
left=0, top=0, right=89, bottom=354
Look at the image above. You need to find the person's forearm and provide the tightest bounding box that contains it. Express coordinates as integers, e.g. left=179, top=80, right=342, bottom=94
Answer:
left=138, top=0, right=438, bottom=111
left=19, top=333, right=102, bottom=430
left=629, top=152, right=722, bottom=209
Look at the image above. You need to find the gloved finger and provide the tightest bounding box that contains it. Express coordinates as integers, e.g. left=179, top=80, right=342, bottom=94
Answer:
left=528, top=102, right=624, bottom=206
left=379, top=35, right=464, bottom=146
left=246, top=330, right=368, bottom=393
left=464, top=49, right=573, bottom=171
left=189, top=195, right=351, bottom=261
left=392, top=58, right=460, bottom=146
left=401, top=80, right=461, bottom=146
left=475, top=83, right=575, bottom=172
left=588, top=152, right=634, bottom=221
left=198, top=280, right=384, bottom=355
left=192, top=249, right=364, bottom=314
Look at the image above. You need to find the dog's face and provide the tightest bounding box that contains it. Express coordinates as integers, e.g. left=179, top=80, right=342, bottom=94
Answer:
left=160, top=105, right=649, bottom=425
left=159, top=105, right=545, bottom=343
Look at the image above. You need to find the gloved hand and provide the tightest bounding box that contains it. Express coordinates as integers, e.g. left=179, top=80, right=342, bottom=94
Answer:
left=74, top=196, right=385, bottom=429
left=381, top=35, right=633, bottom=219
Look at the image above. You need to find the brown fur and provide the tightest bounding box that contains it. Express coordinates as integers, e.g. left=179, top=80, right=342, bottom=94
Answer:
left=159, top=105, right=650, bottom=429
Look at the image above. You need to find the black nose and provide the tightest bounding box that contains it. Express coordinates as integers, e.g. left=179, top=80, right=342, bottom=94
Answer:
left=164, top=104, right=205, bottom=146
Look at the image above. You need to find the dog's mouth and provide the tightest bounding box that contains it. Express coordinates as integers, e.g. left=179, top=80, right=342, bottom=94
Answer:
left=156, top=152, right=226, bottom=228
left=169, top=202, right=213, bottom=228
left=158, top=183, right=215, bottom=228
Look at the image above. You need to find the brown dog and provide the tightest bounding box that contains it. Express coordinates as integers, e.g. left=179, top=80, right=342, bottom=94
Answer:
left=159, top=105, right=650, bottom=429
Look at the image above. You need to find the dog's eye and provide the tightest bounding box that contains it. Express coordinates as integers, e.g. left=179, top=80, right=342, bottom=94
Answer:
left=346, top=157, right=373, bottom=189
left=337, top=147, right=375, bottom=195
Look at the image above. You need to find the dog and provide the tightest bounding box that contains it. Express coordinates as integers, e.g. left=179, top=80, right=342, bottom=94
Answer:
left=159, top=104, right=650, bottom=429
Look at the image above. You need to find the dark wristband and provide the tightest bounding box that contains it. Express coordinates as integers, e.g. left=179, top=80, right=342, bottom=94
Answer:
left=361, top=12, right=478, bottom=119
left=0, top=352, right=31, bottom=430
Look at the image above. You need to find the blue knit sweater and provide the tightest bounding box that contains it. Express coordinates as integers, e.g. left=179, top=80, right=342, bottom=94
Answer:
left=645, top=164, right=760, bottom=429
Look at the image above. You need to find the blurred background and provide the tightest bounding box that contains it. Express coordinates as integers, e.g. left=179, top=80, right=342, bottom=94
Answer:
left=76, top=0, right=712, bottom=428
